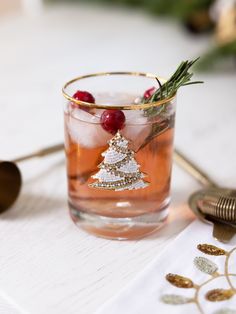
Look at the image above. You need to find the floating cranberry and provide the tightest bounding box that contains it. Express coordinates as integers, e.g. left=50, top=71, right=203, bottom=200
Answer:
left=100, top=110, right=125, bottom=135
left=72, top=90, right=95, bottom=112
left=143, top=86, right=156, bottom=100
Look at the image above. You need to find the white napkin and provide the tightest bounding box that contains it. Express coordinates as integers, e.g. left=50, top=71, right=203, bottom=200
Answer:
left=96, top=220, right=236, bottom=314
left=0, top=292, right=26, bottom=314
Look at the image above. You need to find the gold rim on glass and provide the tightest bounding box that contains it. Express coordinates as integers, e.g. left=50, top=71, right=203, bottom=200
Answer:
left=62, top=71, right=176, bottom=110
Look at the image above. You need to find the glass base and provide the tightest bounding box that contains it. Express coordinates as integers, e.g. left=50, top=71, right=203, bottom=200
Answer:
left=69, top=202, right=169, bottom=240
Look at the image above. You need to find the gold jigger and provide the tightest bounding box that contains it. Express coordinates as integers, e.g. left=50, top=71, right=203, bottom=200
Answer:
left=0, top=143, right=64, bottom=213
left=0, top=161, right=21, bottom=213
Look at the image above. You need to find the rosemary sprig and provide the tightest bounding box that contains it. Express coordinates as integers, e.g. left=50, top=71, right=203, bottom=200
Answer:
left=139, top=58, right=203, bottom=150
left=144, top=58, right=203, bottom=106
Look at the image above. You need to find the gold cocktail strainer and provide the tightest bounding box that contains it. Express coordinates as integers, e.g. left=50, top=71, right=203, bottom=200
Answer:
left=174, top=150, right=236, bottom=242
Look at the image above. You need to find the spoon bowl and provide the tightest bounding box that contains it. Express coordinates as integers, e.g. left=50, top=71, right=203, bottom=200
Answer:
left=0, top=161, right=22, bottom=213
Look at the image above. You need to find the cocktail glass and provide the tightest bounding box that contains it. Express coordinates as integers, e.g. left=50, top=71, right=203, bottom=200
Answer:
left=62, top=72, right=176, bottom=240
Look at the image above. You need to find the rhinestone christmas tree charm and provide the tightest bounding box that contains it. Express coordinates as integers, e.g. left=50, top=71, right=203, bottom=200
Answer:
left=89, top=131, right=149, bottom=191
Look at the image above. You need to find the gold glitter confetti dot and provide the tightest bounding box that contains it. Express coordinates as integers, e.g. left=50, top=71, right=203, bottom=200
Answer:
left=197, top=244, right=226, bottom=256
left=206, top=289, right=234, bottom=302
left=166, top=274, right=194, bottom=288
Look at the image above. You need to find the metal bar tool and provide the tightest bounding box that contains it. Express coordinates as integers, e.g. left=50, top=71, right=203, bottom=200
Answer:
left=174, top=149, right=236, bottom=243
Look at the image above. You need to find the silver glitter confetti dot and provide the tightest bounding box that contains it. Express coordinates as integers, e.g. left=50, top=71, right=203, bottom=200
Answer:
left=194, top=256, right=218, bottom=275
left=161, top=294, right=192, bottom=305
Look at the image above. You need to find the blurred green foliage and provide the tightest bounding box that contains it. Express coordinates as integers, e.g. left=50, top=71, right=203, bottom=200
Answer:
left=196, top=40, right=236, bottom=71
left=47, top=0, right=214, bottom=21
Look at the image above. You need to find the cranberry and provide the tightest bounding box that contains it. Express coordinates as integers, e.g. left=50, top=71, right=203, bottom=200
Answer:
left=100, top=110, right=125, bottom=135
left=143, top=86, right=156, bottom=100
left=72, top=90, right=95, bottom=112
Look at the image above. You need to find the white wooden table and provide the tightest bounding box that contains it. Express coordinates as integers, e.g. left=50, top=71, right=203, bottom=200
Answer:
left=0, top=3, right=236, bottom=314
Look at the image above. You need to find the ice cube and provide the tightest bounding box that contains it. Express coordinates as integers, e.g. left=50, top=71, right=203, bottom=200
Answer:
left=66, top=100, right=152, bottom=150
left=94, top=92, right=136, bottom=106
left=67, top=108, right=112, bottom=148
left=121, top=110, right=151, bottom=151
left=92, top=92, right=137, bottom=119
left=124, top=109, right=147, bottom=124
left=134, top=96, right=142, bottom=104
